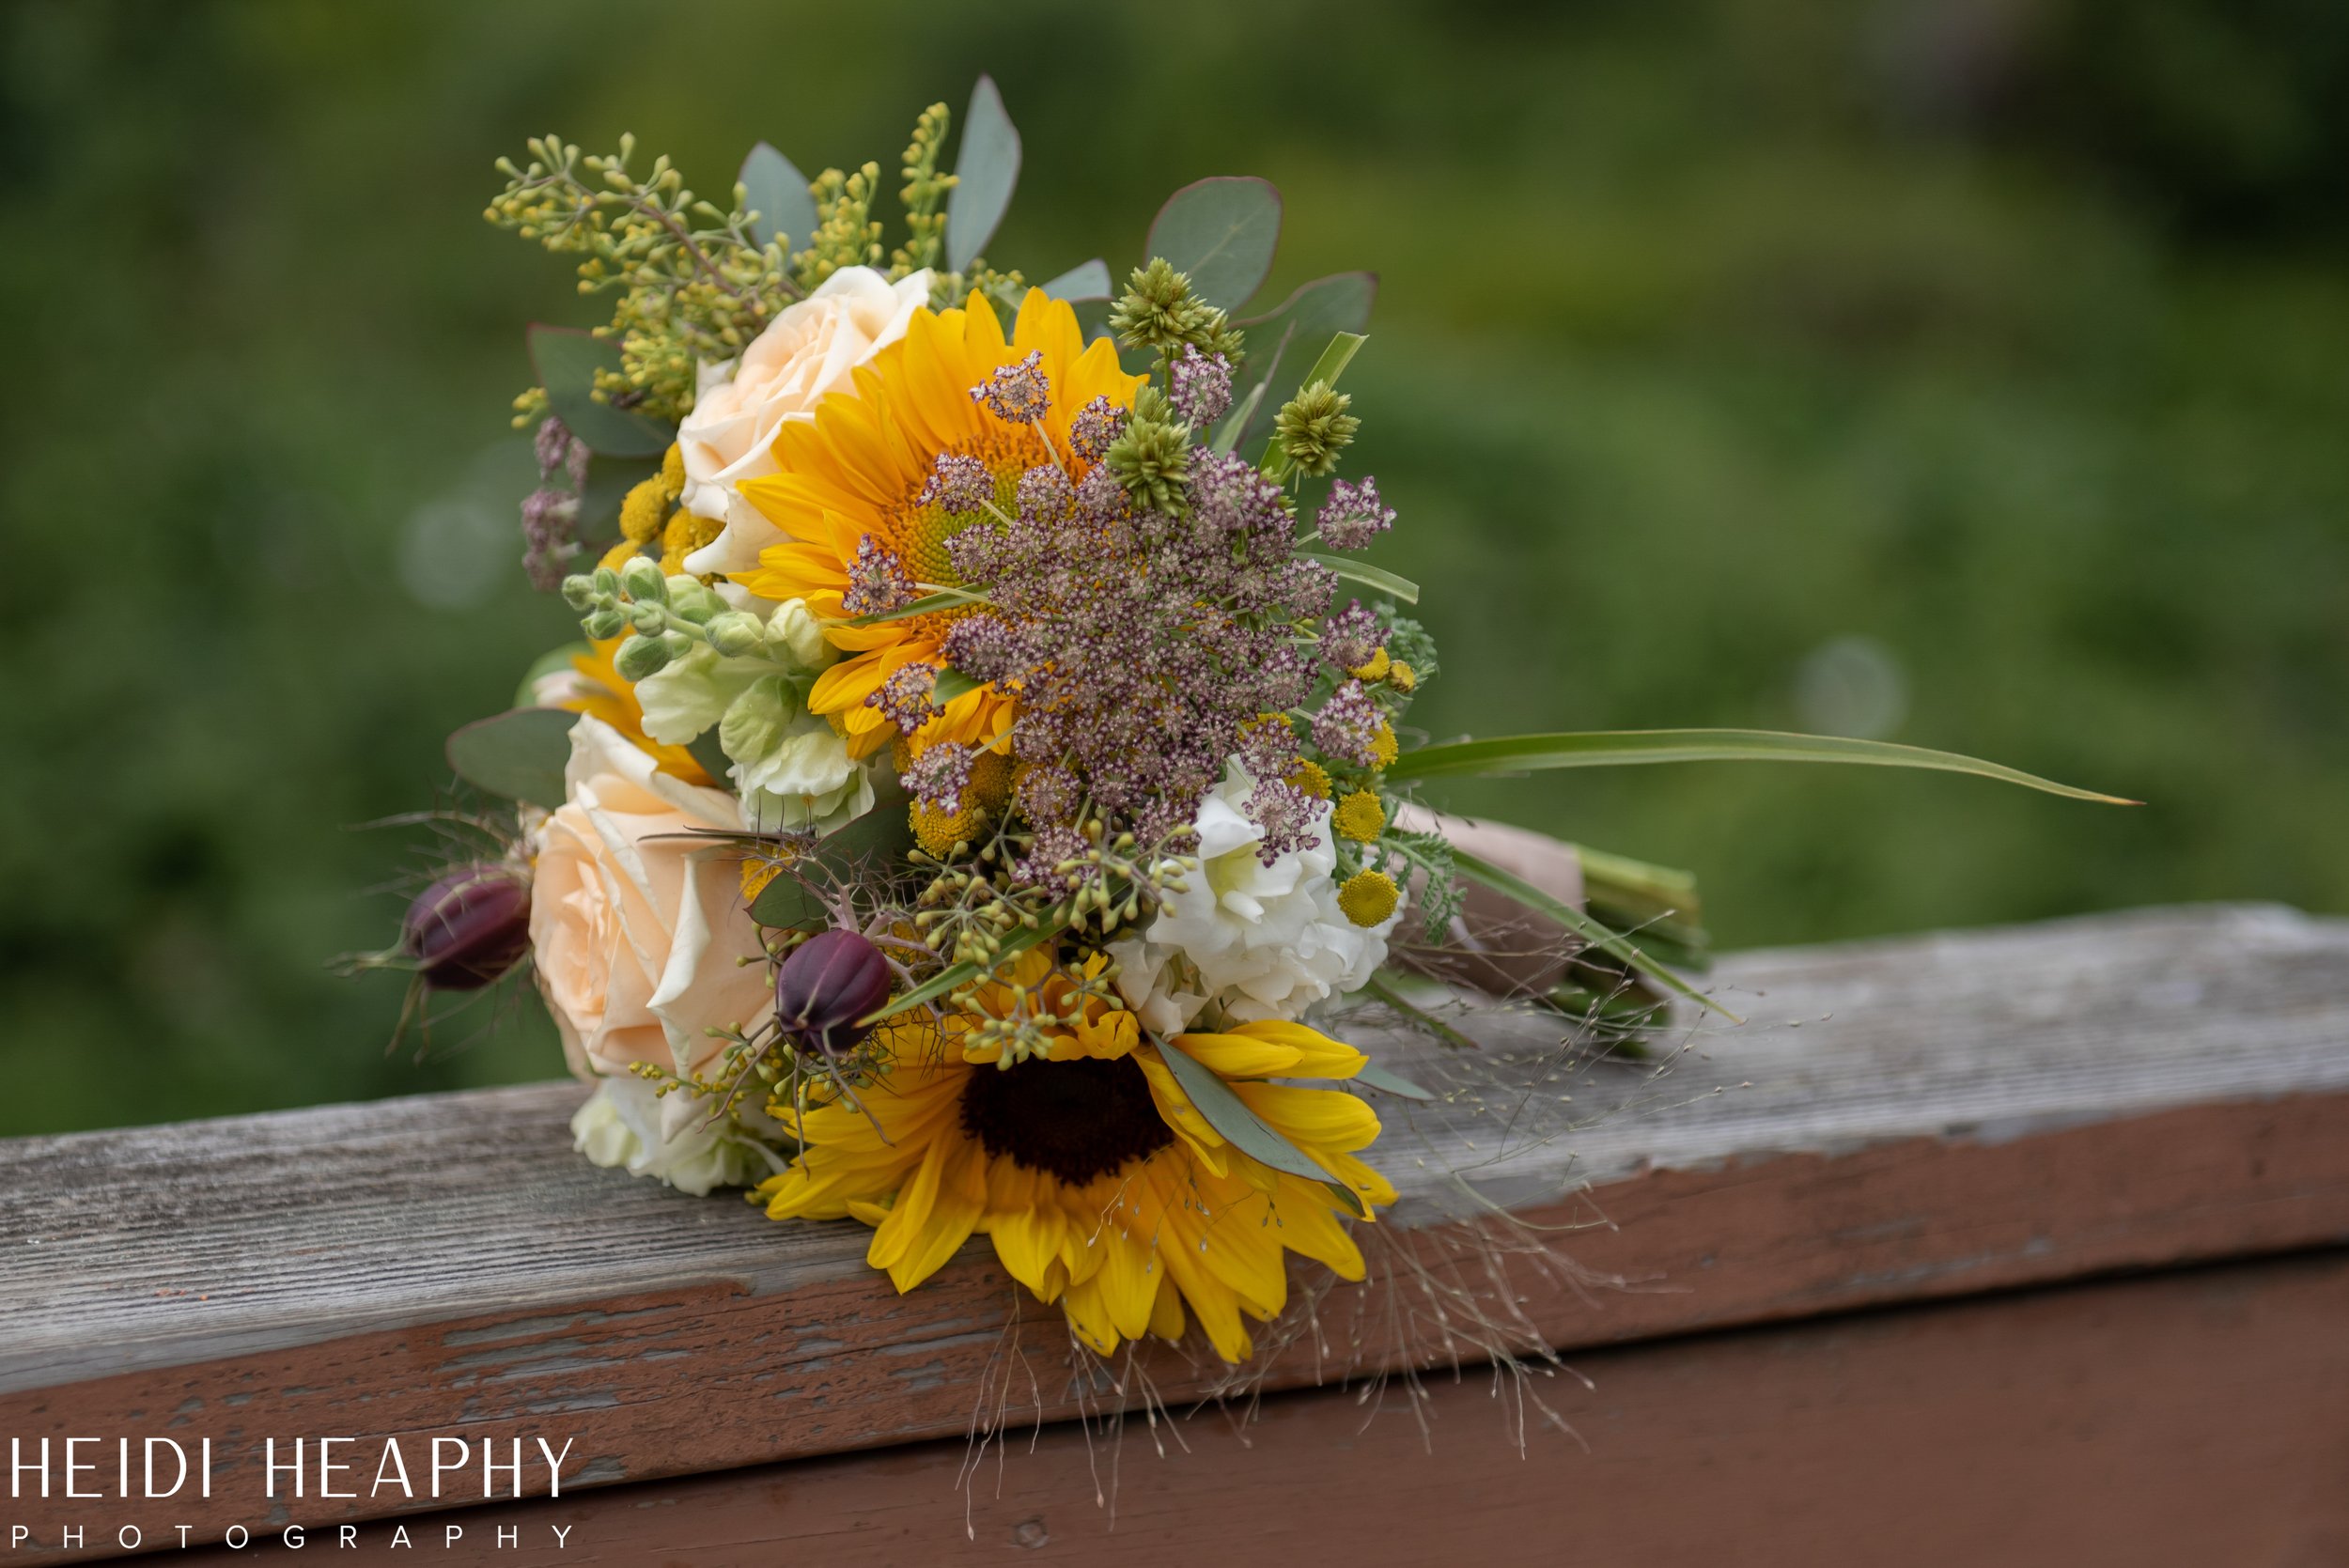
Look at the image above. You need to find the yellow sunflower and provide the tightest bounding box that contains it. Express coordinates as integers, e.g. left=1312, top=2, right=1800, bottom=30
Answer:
left=754, top=948, right=1397, bottom=1362
left=734, top=289, right=1144, bottom=760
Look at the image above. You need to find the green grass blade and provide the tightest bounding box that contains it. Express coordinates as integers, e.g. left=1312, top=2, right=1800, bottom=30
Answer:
left=1451, top=848, right=1739, bottom=1021
left=1305, top=553, right=1420, bottom=605
left=1386, top=728, right=2136, bottom=803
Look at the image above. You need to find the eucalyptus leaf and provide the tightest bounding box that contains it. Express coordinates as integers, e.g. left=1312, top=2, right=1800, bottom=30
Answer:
left=748, top=782, right=916, bottom=928
left=1224, top=272, right=1377, bottom=448
left=445, top=708, right=579, bottom=811
left=1040, top=258, right=1112, bottom=302
left=1452, top=848, right=1735, bottom=1021
left=1145, top=176, right=1282, bottom=313
left=1352, top=1061, right=1435, bottom=1101
left=1305, top=552, right=1419, bottom=606
left=513, top=644, right=590, bottom=711
left=527, top=326, right=673, bottom=458
left=946, top=75, right=1020, bottom=273
left=738, top=141, right=818, bottom=256
left=1384, top=729, right=2136, bottom=803
left=1152, top=1039, right=1366, bottom=1218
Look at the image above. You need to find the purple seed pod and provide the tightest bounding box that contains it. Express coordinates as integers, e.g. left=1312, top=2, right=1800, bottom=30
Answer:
left=401, top=864, right=533, bottom=991
left=773, top=928, right=893, bottom=1056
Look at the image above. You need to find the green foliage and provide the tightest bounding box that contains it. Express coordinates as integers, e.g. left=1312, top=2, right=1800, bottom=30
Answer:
left=487, top=132, right=798, bottom=423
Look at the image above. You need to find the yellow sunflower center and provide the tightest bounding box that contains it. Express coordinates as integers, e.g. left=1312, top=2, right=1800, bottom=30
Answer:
left=957, top=1054, right=1174, bottom=1186
left=886, top=424, right=1049, bottom=588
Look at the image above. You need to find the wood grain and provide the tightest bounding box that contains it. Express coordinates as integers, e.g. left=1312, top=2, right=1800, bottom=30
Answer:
left=183, top=1250, right=2349, bottom=1567
left=4, top=904, right=2346, bottom=1560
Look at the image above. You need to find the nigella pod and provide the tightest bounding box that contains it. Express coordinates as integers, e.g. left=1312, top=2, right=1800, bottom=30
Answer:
left=773, top=928, right=893, bottom=1056
left=402, top=863, right=533, bottom=990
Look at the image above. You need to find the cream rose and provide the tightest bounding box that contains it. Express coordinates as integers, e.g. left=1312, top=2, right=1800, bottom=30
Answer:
left=677, top=266, right=933, bottom=582
left=530, top=716, right=772, bottom=1087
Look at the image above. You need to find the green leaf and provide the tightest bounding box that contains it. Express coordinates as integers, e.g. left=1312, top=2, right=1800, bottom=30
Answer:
left=749, top=784, right=917, bottom=928
left=1151, top=1038, right=1367, bottom=1217
left=1145, top=176, right=1282, bottom=313
left=930, top=668, right=984, bottom=704
left=1260, top=332, right=1365, bottom=481
left=513, top=643, right=590, bottom=710
left=1384, top=729, right=2137, bottom=803
left=945, top=74, right=1020, bottom=273
left=1305, top=552, right=1419, bottom=606
left=527, top=326, right=673, bottom=458
left=1352, top=1061, right=1435, bottom=1101
left=738, top=141, right=818, bottom=256
left=1452, top=847, right=1738, bottom=1022
left=1040, top=258, right=1112, bottom=302
left=445, top=708, right=578, bottom=811
left=1221, top=272, right=1377, bottom=449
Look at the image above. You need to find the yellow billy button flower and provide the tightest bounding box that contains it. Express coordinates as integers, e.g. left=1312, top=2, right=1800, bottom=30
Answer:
left=618, top=475, right=669, bottom=545
left=659, top=442, right=686, bottom=503
left=1370, top=721, right=1400, bottom=769
left=660, top=508, right=723, bottom=575
left=1387, top=660, right=1417, bottom=694
left=1348, top=648, right=1392, bottom=682
left=1287, top=758, right=1333, bottom=800
left=1332, top=790, right=1387, bottom=844
left=1338, top=868, right=1399, bottom=927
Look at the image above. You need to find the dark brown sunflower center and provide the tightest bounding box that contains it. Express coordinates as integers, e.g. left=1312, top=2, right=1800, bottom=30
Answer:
left=958, top=1053, right=1174, bottom=1187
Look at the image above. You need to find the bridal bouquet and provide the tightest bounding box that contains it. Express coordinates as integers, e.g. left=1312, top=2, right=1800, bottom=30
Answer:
left=358, top=81, right=2120, bottom=1367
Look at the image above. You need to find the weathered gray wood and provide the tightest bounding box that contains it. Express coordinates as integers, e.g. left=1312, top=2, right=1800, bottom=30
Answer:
left=4, top=902, right=2342, bottom=1397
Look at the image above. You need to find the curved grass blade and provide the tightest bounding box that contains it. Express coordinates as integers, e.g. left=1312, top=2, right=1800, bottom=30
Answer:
left=1387, top=729, right=2136, bottom=803
left=1452, top=848, right=1738, bottom=1022
left=1305, top=552, right=1419, bottom=605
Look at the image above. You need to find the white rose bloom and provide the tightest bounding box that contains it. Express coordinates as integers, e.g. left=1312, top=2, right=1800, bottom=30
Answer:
left=677, top=266, right=933, bottom=584
left=570, top=1074, right=785, bottom=1197
left=1109, top=762, right=1402, bottom=1032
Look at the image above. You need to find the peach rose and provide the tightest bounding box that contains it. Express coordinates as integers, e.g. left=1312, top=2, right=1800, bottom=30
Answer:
left=530, top=716, right=771, bottom=1096
left=677, top=265, right=932, bottom=582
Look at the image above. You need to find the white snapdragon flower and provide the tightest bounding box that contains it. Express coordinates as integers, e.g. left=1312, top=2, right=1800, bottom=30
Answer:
left=630, top=599, right=873, bottom=832
left=1109, top=762, right=1402, bottom=1032
left=570, top=1074, right=785, bottom=1197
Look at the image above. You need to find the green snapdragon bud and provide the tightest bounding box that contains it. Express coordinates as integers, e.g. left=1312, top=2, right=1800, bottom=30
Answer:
left=592, top=566, right=621, bottom=598
left=705, top=611, right=766, bottom=657
left=666, top=576, right=722, bottom=624
left=614, top=633, right=672, bottom=681
left=619, top=556, right=667, bottom=603
left=629, top=602, right=667, bottom=636
left=583, top=608, right=627, bottom=641
left=559, top=575, right=599, bottom=612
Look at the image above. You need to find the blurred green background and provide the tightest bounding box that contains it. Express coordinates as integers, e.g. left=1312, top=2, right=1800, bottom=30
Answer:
left=4, top=0, right=2343, bottom=1135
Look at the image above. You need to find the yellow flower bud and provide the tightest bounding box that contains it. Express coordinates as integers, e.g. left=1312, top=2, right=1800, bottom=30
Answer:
left=1287, top=759, right=1332, bottom=800
left=1388, top=660, right=1418, bottom=693
left=659, top=442, right=687, bottom=504
left=1348, top=648, right=1392, bottom=682
left=1370, top=721, right=1400, bottom=769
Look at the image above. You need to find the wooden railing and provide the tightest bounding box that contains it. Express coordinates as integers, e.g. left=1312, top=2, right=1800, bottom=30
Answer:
left=5, top=904, right=2347, bottom=1563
